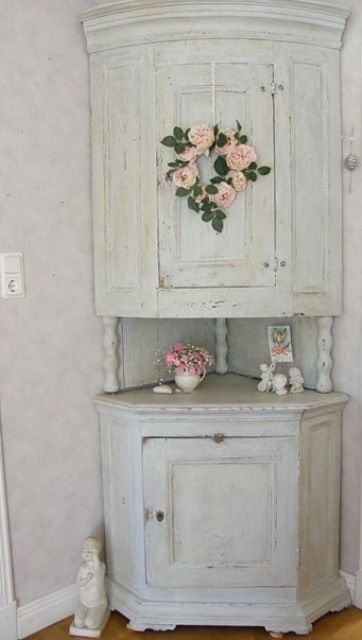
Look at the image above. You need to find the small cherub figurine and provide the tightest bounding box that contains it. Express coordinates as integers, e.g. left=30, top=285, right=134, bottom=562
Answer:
left=273, top=373, right=288, bottom=395
left=70, top=537, right=110, bottom=637
left=289, top=367, right=304, bottom=393
left=257, top=362, right=276, bottom=392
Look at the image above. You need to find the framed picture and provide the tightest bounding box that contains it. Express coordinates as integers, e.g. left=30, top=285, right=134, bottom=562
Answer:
left=268, top=326, right=293, bottom=363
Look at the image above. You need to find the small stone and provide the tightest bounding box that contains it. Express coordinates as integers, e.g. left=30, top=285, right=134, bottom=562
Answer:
left=153, top=385, right=173, bottom=394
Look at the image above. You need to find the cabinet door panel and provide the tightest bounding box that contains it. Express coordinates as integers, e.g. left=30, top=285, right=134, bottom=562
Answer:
left=143, top=437, right=297, bottom=588
left=289, top=47, right=342, bottom=314
left=91, top=51, right=158, bottom=316
left=157, top=60, right=275, bottom=289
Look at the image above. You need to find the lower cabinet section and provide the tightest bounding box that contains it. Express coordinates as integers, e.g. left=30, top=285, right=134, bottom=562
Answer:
left=96, top=374, right=351, bottom=635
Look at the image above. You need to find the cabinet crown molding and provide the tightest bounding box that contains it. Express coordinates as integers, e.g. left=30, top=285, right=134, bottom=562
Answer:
left=81, top=0, right=349, bottom=52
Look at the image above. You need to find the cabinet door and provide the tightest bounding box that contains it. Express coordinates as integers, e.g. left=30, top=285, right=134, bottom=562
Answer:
left=90, top=49, right=158, bottom=316
left=285, top=45, right=342, bottom=315
left=143, top=436, right=297, bottom=588
left=156, top=49, right=276, bottom=302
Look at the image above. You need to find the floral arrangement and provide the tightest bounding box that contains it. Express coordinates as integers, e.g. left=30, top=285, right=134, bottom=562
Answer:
left=163, top=341, right=215, bottom=376
left=161, top=121, right=271, bottom=233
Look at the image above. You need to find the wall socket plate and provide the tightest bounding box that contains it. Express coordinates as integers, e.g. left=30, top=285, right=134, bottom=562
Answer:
left=0, top=253, right=25, bottom=298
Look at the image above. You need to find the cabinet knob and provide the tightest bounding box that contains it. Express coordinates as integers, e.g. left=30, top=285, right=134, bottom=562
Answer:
left=156, top=510, right=165, bottom=522
left=213, top=433, right=225, bottom=443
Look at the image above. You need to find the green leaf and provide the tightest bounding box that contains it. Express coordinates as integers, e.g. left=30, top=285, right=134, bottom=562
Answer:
left=236, top=119, right=242, bottom=132
left=201, top=202, right=213, bottom=212
left=161, top=136, right=177, bottom=147
left=202, top=210, right=214, bottom=222
left=175, top=187, right=191, bottom=196
left=168, top=162, right=178, bottom=168
left=214, top=210, right=226, bottom=219
left=258, top=166, right=271, bottom=175
left=212, top=217, right=224, bottom=233
left=214, top=156, right=228, bottom=176
left=173, top=126, right=184, bottom=140
left=239, top=135, right=248, bottom=143
left=214, top=124, right=219, bottom=136
left=185, top=128, right=191, bottom=141
left=249, top=162, right=257, bottom=170
left=210, top=176, right=224, bottom=184
left=247, top=171, right=257, bottom=182
left=217, top=133, right=227, bottom=147
left=174, top=142, right=186, bottom=154
left=205, top=184, right=218, bottom=195
left=193, top=185, right=203, bottom=197
left=188, top=196, right=200, bottom=212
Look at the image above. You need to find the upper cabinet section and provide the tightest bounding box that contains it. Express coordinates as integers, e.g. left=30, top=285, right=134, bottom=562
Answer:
left=81, top=1, right=348, bottom=318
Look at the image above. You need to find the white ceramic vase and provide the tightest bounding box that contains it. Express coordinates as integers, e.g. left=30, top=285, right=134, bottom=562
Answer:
left=174, top=371, right=206, bottom=393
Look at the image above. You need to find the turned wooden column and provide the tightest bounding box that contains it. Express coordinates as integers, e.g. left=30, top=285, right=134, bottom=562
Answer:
left=316, top=316, right=333, bottom=393
left=103, top=316, right=120, bottom=393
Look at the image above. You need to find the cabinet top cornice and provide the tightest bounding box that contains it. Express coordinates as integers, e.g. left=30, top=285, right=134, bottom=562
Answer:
left=81, top=0, right=349, bottom=52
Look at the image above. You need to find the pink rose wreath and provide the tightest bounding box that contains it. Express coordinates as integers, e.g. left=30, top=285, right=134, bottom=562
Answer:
left=161, top=121, right=271, bottom=233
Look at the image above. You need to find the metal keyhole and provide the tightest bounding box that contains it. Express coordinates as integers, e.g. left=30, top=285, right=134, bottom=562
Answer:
left=156, top=510, right=165, bottom=522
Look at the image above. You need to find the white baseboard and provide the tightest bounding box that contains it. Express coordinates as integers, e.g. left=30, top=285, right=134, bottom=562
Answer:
left=0, top=601, right=18, bottom=640
left=17, top=583, right=78, bottom=639
left=340, top=570, right=356, bottom=604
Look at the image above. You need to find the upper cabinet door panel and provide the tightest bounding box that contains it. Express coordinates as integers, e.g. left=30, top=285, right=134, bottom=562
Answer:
left=156, top=49, right=275, bottom=289
left=288, top=47, right=342, bottom=315
left=91, top=51, right=158, bottom=316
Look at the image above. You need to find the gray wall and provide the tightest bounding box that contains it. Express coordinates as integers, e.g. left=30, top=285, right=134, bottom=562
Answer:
left=0, top=0, right=361, bottom=609
left=0, top=0, right=103, bottom=605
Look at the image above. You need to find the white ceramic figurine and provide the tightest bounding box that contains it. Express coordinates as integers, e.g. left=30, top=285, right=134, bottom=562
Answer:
left=257, top=362, right=276, bottom=392
left=273, top=373, right=288, bottom=396
left=289, top=367, right=304, bottom=393
left=70, top=537, right=110, bottom=638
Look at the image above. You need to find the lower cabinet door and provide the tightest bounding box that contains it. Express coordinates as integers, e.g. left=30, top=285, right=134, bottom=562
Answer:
left=143, top=436, right=297, bottom=588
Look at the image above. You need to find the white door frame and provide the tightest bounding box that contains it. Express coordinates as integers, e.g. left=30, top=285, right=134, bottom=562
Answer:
left=0, top=427, right=17, bottom=639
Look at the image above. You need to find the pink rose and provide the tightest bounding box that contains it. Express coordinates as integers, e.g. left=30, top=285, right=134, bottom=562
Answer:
left=188, top=124, right=214, bottom=155
left=173, top=342, right=185, bottom=351
left=226, top=144, right=257, bottom=171
left=212, top=182, right=236, bottom=209
left=215, top=128, right=238, bottom=155
left=172, top=164, right=198, bottom=190
left=164, top=353, right=175, bottom=366
left=176, top=146, right=198, bottom=162
left=228, top=170, right=247, bottom=192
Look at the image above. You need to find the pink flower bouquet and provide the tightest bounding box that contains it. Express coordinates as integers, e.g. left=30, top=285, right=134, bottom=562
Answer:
left=163, top=341, right=215, bottom=376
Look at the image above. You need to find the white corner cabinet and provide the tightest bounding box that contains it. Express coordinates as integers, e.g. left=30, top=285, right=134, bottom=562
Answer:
left=95, top=374, right=350, bottom=634
left=81, top=0, right=348, bottom=319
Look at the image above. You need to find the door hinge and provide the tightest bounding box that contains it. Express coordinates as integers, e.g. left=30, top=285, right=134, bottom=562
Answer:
left=271, top=81, right=277, bottom=96
left=273, top=257, right=279, bottom=272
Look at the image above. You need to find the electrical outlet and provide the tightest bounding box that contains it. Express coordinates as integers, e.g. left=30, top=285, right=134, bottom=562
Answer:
left=0, top=253, right=25, bottom=298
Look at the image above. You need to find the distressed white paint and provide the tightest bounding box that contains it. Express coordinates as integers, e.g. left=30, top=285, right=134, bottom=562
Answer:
left=82, top=0, right=346, bottom=318
left=316, top=317, right=334, bottom=393
left=215, top=318, right=228, bottom=374
left=95, top=373, right=350, bottom=634
left=103, top=317, right=119, bottom=393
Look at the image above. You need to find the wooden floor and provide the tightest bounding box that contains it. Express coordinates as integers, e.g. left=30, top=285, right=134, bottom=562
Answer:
left=25, top=607, right=362, bottom=640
